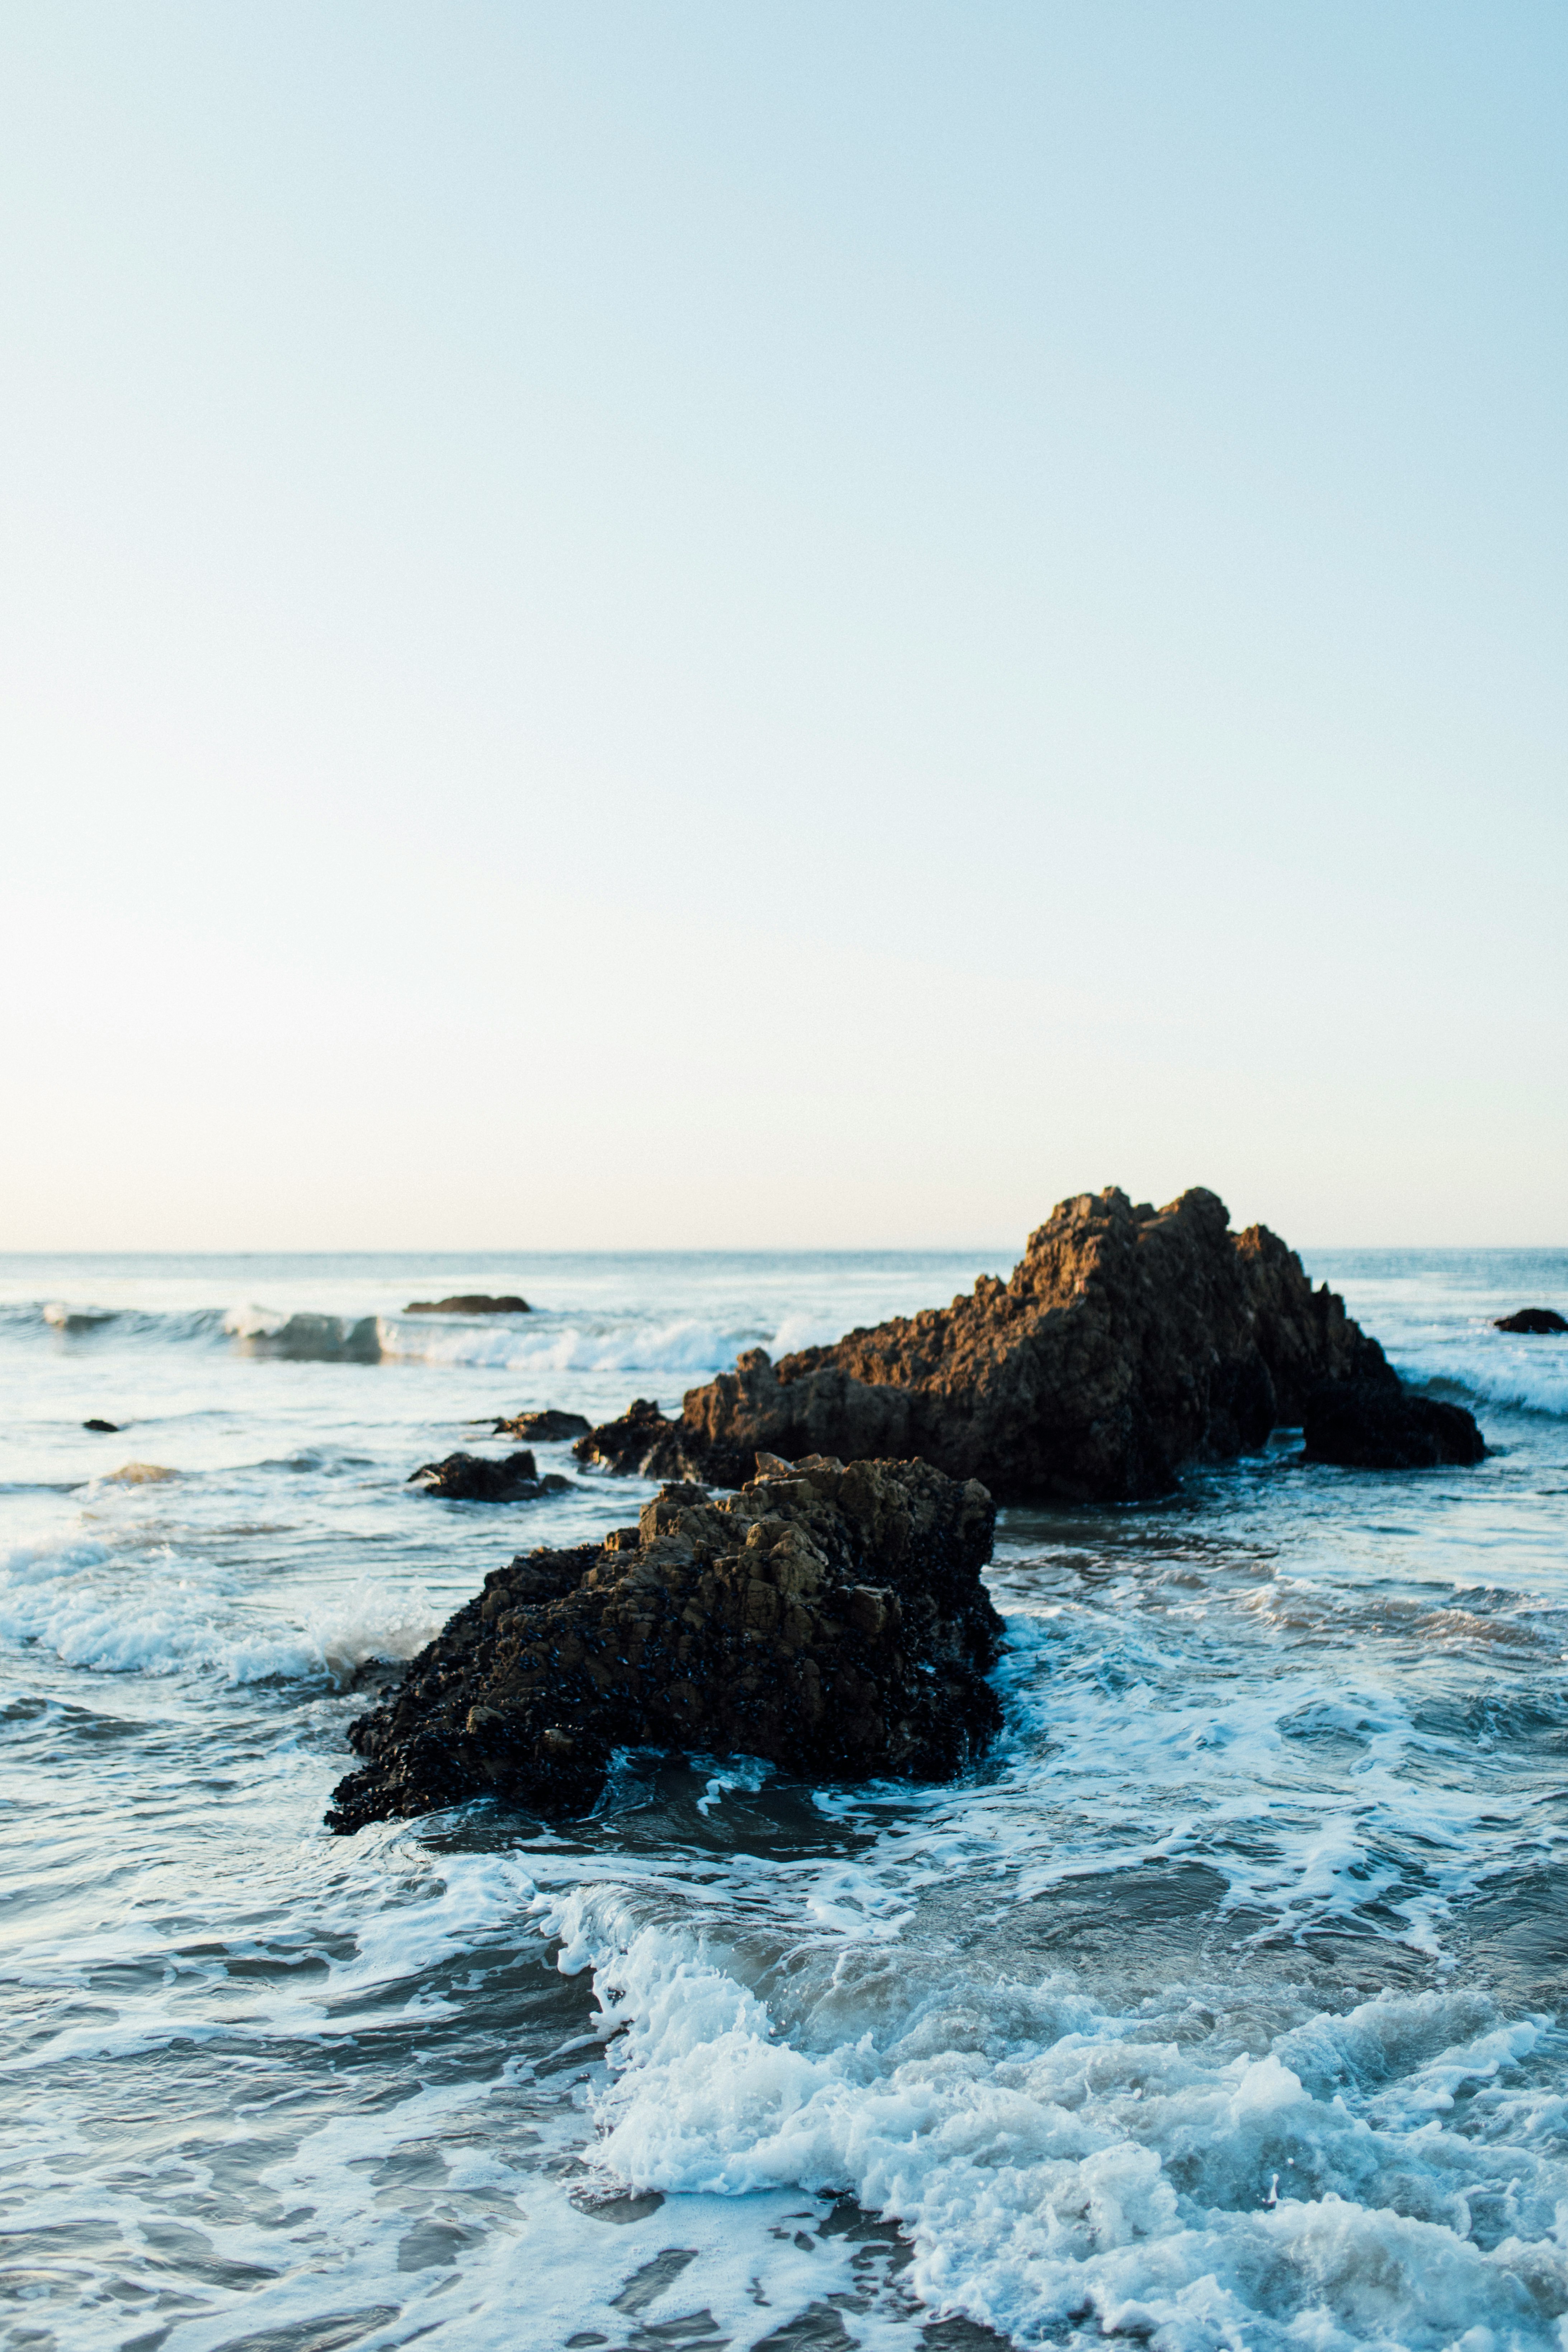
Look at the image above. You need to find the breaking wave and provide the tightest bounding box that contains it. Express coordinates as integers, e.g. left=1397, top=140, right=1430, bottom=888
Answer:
left=1398, top=1333, right=1568, bottom=1420
left=0, top=1532, right=438, bottom=1683
left=374, top=1311, right=763, bottom=1375
left=543, top=1888, right=1568, bottom=2351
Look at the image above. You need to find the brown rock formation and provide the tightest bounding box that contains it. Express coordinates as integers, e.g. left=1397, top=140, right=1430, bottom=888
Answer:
left=584, top=1188, right=1402, bottom=1504
left=328, top=1455, right=1003, bottom=1833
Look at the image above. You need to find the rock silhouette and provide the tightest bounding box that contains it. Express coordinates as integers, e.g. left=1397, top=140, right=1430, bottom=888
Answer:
left=572, top=1396, right=701, bottom=1480
left=328, top=1455, right=1003, bottom=1832
left=408, top=1450, right=570, bottom=1502
left=578, top=1187, right=1430, bottom=1503
left=1303, top=1382, right=1486, bottom=1470
left=491, top=1409, right=592, bottom=1442
left=1494, top=1308, right=1568, bottom=1335
left=405, top=1294, right=531, bottom=1315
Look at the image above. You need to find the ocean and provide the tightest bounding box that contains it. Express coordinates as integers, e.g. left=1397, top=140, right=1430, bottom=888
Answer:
left=3, top=1243, right=1566, bottom=2352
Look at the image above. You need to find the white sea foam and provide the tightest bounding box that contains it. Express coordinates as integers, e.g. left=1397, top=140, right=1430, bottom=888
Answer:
left=1401, top=1332, right=1568, bottom=1418
left=540, top=1890, right=1568, bottom=2351
left=374, top=1310, right=759, bottom=1376
left=0, top=1531, right=437, bottom=1682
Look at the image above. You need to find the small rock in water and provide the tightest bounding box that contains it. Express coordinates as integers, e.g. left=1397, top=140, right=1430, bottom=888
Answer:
left=405, top=1294, right=530, bottom=1315
left=1303, top=1380, right=1485, bottom=1469
left=571, top=1396, right=702, bottom=1479
left=83, top=1418, right=121, bottom=1432
left=1494, top=1307, right=1568, bottom=1335
left=408, top=1449, right=569, bottom=1502
left=328, top=1454, right=1003, bottom=1833
left=490, top=1408, right=592, bottom=1442
left=106, top=1462, right=179, bottom=1484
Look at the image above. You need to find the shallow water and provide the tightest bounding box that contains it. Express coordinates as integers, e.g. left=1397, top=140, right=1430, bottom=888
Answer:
left=2, top=1245, right=1566, bottom=2351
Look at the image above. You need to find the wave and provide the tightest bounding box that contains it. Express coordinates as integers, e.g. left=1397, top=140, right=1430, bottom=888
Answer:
left=8, top=1297, right=774, bottom=1376
left=9, top=1301, right=230, bottom=1344
left=0, top=1533, right=438, bottom=1682
left=223, top=1306, right=383, bottom=1363
left=374, top=1311, right=762, bottom=1376
left=542, top=1887, right=1568, bottom=2350
left=41, top=1302, right=117, bottom=1333
left=1400, top=1334, right=1568, bottom=1420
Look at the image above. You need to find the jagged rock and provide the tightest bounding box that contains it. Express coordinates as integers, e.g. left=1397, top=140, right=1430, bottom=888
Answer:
left=580, top=1188, right=1403, bottom=1504
left=571, top=1397, right=704, bottom=1480
left=1495, top=1308, right=1568, bottom=1335
left=1303, top=1381, right=1485, bottom=1469
left=405, top=1294, right=531, bottom=1315
left=326, top=1455, right=1003, bottom=1833
left=490, top=1409, right=593, bottom=1442
left=408, top=1450, right=571, bottom=1502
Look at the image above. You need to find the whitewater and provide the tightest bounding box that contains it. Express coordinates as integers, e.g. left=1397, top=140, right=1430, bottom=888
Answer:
left=2, top=1245, right=1566, bottom=2352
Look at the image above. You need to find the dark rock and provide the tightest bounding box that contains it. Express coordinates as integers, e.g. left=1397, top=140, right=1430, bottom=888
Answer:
left=326, top=1455, right=1004, bottom=1833
left=1303, top=1381, right=1486, bottom=1469
left=1494, top=1307, right=1568, bottom=1335
left=580, top=1188, right=1400, bottom=1504
left=405, top=1294, right=531, bottom=1315
left=491, top=1408, right=593, bottom=1442
left=83, top=1418, right=121, bottom=1433
left=571, top=1397, right=705, bottom=1480
left=408, top=1450, right=571, bottom=1502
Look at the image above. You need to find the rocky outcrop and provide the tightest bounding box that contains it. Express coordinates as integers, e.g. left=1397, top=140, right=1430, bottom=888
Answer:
left=405, top=1294, right=530, bottom=1315
left=1495, top=1308, right=1568, bottom=1335
left=578, top=1188, right=1405, bottom=1504
left=83, top=1418, right=121, bottom=1433
left=409, top=1450, right=571, bottom=1502
left=571, top=1397, right=703, bottom=1480
left=327, top=1455, right=1003, bottom=1833
left=491, top=1408, right=592, bottom=1442
left=1303, top=1382, right=1486, bottom=1469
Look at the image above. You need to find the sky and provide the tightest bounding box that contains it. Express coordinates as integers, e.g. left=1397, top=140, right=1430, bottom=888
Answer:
left=1, top=2, right=1563, bottom=1250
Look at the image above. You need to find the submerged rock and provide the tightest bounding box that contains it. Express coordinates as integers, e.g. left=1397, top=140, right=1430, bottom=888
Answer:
left=578, top=1188, right=1408, bottom=1503
left=327, top=1455, right=1003, bottom=1833
left=491, top=1408, right=592, bottom=1442
left=1303, top=1381, right=1485, bottom=1469
left=408, top=1450, right=571, bottom=1502
left=1494, top=1307, right=1568, bottom=1335
left=405, top=1293, right=530, bottom=1315
left=83, top=1418, right=121, bottom=1433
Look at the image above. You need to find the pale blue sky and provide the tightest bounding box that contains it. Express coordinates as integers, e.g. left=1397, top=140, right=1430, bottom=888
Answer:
left=3, top=4, right=1563, bottom=1247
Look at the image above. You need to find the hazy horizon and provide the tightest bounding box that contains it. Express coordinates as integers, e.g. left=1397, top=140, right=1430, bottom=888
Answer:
left=3, top=3, right=1563, bottom=1252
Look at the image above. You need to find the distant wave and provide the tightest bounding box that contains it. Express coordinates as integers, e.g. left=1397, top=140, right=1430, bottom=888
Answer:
left=6, top=1295, right=804, bottom=1375
left=374, top=1311, right=766, bottom=1376
left=42, top=1302, right=117, bottom=1333
left=223, top=1307, right=382, bottom=1363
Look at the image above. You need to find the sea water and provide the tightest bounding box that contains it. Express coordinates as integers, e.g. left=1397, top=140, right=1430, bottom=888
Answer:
left=2, top=1245, right=1566, bottom=2352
